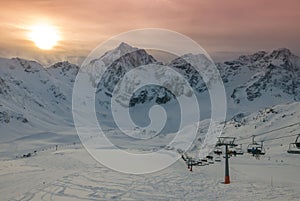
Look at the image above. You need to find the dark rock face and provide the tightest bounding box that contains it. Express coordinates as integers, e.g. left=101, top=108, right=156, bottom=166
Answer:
left=96, top=49, right=157, bottom=97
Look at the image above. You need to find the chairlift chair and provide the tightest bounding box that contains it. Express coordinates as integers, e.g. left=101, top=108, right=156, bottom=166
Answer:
left=200, top=158, right=209, bottom=165
left=206, top=155, right=214, bottom=164
left=247, top=136, right=259, bottom=153
left=247, top=136, right=266, bottom=156
left=234, top=144, right=244, bottom=156
left=214, top=147, right=222, bottom=155
left=206, top=155, right=214, bottom=160
left=194, top=159, right=205, bottom=166
left=250, top=144, right=265, bottom=156
left=287, top=135, right=300, bottom=154
left=215, top=155, right=221, bottom=162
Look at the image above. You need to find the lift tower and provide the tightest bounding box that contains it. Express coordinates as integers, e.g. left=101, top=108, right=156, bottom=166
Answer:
left=216, top=137, right=237, bottom=184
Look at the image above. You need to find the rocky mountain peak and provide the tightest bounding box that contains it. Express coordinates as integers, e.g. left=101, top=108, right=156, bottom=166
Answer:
left=50, top=61, right=73, bottom=68
left=48, top=61, right=79, bottom=73
left=268, top=48, right=292, bottom=59
left=9, top=57, right=43, bottom=73
left=116, top=42, right=137, bottom=52
left=237, top=51, right=267, bottom=64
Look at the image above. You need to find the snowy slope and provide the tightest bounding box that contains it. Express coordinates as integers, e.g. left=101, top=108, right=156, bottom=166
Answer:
left=0, top=146, right=299, bottom=201
left=0, top=57, right=79, bottom=157
left=0, top=101, right=300, bottom=200
left=1, top=44, right=300, bottom=156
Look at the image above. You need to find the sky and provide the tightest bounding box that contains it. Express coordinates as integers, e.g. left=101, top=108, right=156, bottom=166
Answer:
left=0, top=0, right=300, bottom=65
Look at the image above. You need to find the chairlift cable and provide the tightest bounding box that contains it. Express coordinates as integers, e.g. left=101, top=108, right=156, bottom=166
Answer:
left=231, top=133, right=299, bottom=146
left=230, top=122, right=300, bottom=142
left=262, top=133, right=300, bottom=142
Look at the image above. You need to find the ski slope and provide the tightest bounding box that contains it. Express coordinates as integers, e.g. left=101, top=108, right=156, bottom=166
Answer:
left=1, top=102, right=300, bottom=200
left=0, top=145, right=299, bottom=201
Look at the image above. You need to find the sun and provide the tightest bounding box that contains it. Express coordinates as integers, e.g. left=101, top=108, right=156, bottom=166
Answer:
left=29, top=24, right=60, bottom=50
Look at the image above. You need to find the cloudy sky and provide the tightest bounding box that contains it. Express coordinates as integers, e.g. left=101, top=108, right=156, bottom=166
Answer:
left=1, top=0, right=299, bottom=65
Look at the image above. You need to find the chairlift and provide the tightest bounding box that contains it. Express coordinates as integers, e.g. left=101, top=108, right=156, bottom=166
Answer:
left=206, top=155, right=214, bottom=164
left=216, top=137, right=237, bottom=147
left=227, top=144, right=240, bottom=156
left=181, top=154, right=205, bottom=168
left=233, top=144, right=244, bottom=156
left=215, top=155, right=221, bottom=162
left=247, top=136, right=265, bottom=156
left=200, top=158, right=209, bottom=165
left=214, top=147, right=222, bottom=155
left=287, top=135, right=300, bottom=154
left=194, top=159, right=205, bottom=166
left=206, top=155, right=213, bottom=160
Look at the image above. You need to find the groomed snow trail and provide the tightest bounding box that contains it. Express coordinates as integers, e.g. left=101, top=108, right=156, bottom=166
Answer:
left=1, top=146, right=299, bottom=201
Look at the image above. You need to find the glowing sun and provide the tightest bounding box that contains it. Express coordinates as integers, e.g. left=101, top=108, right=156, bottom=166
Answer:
left=29, top=24, right=60, bottom=50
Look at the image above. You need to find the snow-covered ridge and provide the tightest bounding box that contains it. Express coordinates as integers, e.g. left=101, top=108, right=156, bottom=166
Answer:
left=1, top=44, right=300, bottom=145
left=217, top=48, right=300, bottom=117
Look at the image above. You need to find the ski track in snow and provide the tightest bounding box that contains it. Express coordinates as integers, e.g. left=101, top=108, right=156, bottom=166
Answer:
left=1, top=146, right=299, bottom=201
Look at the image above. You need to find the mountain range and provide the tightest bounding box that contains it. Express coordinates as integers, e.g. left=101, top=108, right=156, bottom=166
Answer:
left=1, top=43, right=300, bottom=153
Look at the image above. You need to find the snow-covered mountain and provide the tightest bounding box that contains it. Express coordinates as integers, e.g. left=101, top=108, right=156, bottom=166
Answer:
left=95, top=45, right=300, bottom=123
left=0, top=58, right=78, bottom=142
left=1, top=43, right=300, bottom=152
left=217, top=48, right=300, bottom=116
left=2, top=44, right=300, bottom=200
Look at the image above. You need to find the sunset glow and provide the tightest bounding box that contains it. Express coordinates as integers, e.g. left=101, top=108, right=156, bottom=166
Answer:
left=0, top=0, right=299, bottom=63
left=28, top=24, right=60, bottom=50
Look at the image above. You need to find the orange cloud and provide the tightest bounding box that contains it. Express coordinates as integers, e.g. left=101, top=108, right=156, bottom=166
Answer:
left=0, top=0, right=300, bottom=64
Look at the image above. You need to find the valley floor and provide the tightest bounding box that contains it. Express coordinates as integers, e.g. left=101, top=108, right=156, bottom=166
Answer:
left=1, top=145, right=299, bottom=201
